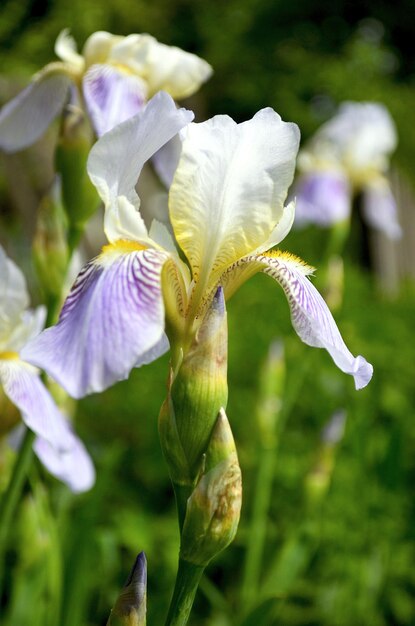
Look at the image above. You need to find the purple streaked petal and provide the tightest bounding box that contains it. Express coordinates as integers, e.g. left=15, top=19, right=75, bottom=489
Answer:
left=362, top=179, right=402, bottom=240
left=0, top=360, right=73, bottom=446
left=0, top=72, right=71, bottom=152
left=294, top=171, right=351, bottom=228
left=256, top=252, right=373, bottom=389
left=83, top=64, right=147, bottom=137
left=22, top=248, right=167, bottom=398
left=34, top=431, right=95, bottom=493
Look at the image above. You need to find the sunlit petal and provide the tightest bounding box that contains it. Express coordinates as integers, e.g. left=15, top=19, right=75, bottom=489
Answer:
left=0, top=360, right=72, bottom=446
left=55, top=29, right=84, bottom=71
left=34, top=431, right=95, bottom=493
left=22, top=246, right=167, bottom=398
left=83, top=64, right=147, bottom=136
left=87, top=91, right=194, bottom=243
left=362, top=178, right=402, bottom=240
left=169, top=108, right=300, bottom=286
left=254, top=201, right=296, bottom=253
left=0, top=72, right=71, bottom=152
left=256, top=251, right=373, bottom=389
left=294, top=170, right=351, bottom=227
left=109, top=33, right=213, bottom=99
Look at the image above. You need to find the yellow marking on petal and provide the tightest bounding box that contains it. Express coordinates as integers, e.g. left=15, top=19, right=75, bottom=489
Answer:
left=260, top=250, right=315, bottom=276
left=0, top=351, right=19, bottom=361
left=96, top=239, right=148, bottom=268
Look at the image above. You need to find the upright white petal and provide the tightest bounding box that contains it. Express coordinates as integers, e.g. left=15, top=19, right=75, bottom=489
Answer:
left=0, top=72, right=71, bottom=152
left=87, top=91, right=194, bottom=243
left=0, top=246, right=29, bottom=330
left=169, top=108, right=300, bottom=285
left=54, top=29, right=84, bottom=72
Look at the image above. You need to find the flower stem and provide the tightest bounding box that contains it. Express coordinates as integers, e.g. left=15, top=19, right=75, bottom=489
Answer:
left=0, top=426, right=35, bottom=596
left=164, top=559, right=204, bottom=626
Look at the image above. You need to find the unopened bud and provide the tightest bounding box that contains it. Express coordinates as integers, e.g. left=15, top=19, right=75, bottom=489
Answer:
left=256, top=340, right=285, bottom=447
left=180, top=409, right=242, bottom=567
left=32, top=177, right=69, bottom=302
left=107, top=552, right=147, bottom=626
left=55, top=105, right=100, bottom=242
left=166, top=288, right=228, bottom=480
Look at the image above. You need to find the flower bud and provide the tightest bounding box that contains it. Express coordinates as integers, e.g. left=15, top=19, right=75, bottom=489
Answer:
left=163, top=288, right=228, bottom=481
left=256, top=340, right=285, bottom=447
left=107, top=552, right=147, bottom=626
left=180, top=409, right=242, bottom=567
left=32, top=177, right=69, bottom=303
left=55, top=104, right=100, bottom=243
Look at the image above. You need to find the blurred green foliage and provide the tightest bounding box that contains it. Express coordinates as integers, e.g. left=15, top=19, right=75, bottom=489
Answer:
left=1, top=1, right=415, bottom=625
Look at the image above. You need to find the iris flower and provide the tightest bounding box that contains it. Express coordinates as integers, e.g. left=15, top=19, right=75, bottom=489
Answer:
left=0, top=246, right=94, bottom=492
left=294, top=102, right=401, bottom=239
left=0, top=29, right=212, bottom=151
left=22, top=92, right=373, bottom=398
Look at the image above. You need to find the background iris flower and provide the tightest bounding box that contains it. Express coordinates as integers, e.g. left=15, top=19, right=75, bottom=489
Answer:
left=294, top=101, right=401, bottom=239
left=0, top=29, right=212, bottom=151
left=22, top=91, right=373, bottom=399
left=0, top=246, right=94, bottom=492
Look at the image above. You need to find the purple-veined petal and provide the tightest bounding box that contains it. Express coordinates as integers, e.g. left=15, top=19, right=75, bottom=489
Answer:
left=294, top=170, right=351, bottom=228
left=0, top=359, right=73, bottom=446
left=255, top=251, right=373, bottom=389
left=22, top=246, right=168, bottom=398
left=83, top=64, right=147, bottom=136
left=0, top=72, right=71, bottom=152
left=362, top=178, right=402, bottom=240
left=34, top=431, right=95, bottom=493
left=87, top=91, right=194, bottom=243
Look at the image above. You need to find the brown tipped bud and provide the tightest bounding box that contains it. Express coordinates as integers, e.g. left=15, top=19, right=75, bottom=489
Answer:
left=107, top=552, right=147, bottom=626
left=180, top=409, right=242, bottom=567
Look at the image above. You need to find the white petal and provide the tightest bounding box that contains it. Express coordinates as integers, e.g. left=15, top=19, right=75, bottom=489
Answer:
left=362, top=178, right=402, bottom=240
left=87, top=91, right=194, bottom=243
left=82, top=31, right=121, bottom=66
left=0, top=359, right=73, bottom=446
left=109, top=33, right=213, bottom=99
left=294, top=170, right=351, bottom=227
left=54, top=29, right=84, bottom=71
left=0, top=245, right=29, bottom=327
left=5, top=306, right=46, bottom=353
left=254, top=201, right=296, bottom=253
left=34, top=432, right=95, bottom=493
left=169, top=108, right=300, bottom=285
left=0, top=72, right=71, bottom=152
left=256, top=252, right=373, bottom=389
left=22, top=247, right=168, bottom=398
left=83, top=64, right=147, bottom=136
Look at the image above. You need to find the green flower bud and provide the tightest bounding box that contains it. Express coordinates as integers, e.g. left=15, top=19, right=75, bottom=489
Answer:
left=107, top=552, right=147, bottom=626
left=180, top=409, right=242, bottom=567
left=55, top=105, right=100, bottom=245
left=32, top=177, right=69, bottom=303
left=256, top=340, right=285, bottom=447
left=160, top=288, right=228, bottom=483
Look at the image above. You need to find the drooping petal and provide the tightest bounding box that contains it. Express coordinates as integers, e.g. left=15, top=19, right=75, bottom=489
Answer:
left=108, top=33, right=213, bottom=99
left=294, top=170, right=351, bottom=228
left=54, top=29, right=84, bottom=72
left=0, top=72, right=71, bottom=152
left=169, top=108, right=300, bottom=286
left=0, top=359, right=73, bottom=446
left=87, top=91, right=194, bottom=243
left=22, top=245, right=168, bottom=398
left=83, top=64, right=147, bottom=136
left=256, top=251, right=373, bottom=389
left=34, top=432, right=95, bottom=493
left=362, top=178, right=402, bottom=240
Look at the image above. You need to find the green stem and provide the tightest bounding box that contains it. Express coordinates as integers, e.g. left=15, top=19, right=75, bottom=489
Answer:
left=173, top=482, right=193, bottom=532
left=164, top=559, right=204, bottom=626
left=0, top=427, right=35, bottom=596
left=241, top=445, right=275, bottom=611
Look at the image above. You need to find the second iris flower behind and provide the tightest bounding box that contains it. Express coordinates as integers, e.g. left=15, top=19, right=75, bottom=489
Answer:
left=22, top=92, right=373, bottom=398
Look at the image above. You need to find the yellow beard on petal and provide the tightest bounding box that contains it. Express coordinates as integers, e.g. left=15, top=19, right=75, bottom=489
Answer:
left=0, top=351, right=19, bottom=360
left=260, top=250, right=315, bottom=276
left=97, top=239, right=148, bottom=267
